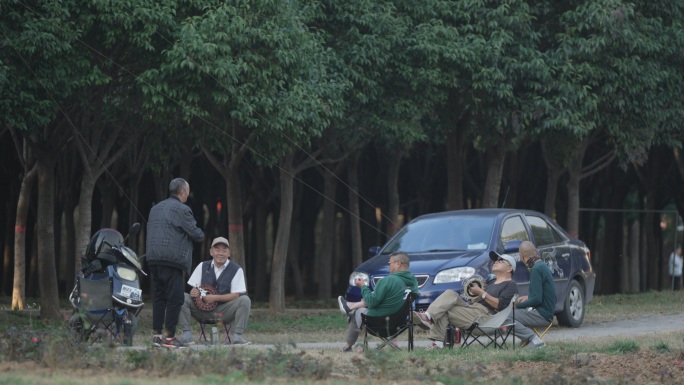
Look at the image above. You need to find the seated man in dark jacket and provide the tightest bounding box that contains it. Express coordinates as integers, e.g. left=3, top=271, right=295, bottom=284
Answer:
left=337, top=252, right=419, bottom=352
left=178, top=236, right=251, bottom=345
left=505, top=240, right=556, bottom=348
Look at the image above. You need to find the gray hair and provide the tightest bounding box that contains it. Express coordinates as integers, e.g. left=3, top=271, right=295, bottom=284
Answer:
left=169, top=178, right=188, bottom=196
left=390, top=252, right=410, bottom=267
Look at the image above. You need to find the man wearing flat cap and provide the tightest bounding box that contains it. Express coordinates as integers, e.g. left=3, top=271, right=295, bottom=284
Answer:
left=178, top=236, right=252, bottom=345
left=413, top=250, right=518, bottom=349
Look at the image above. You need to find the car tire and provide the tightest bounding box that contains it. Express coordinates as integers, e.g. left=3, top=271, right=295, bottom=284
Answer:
left=557, top=280, right=585, bottom=327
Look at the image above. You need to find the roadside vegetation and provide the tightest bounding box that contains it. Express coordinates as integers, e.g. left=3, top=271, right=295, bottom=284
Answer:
left=1, top=291, right=683, bottom=384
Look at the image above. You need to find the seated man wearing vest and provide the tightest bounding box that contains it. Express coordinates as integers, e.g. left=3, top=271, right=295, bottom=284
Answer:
left=178, top=236, right=252, bottom=345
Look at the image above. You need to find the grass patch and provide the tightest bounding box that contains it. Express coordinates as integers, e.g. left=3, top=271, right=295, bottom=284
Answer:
left=583, top=290, right=684, bottom=324
left=650, top=341, right=670, bottom=352
left=1, top=291, right=684, bottom=384
left=248, top=311, right=346, bottom=333
left=601, top=340, right=640, bottom=354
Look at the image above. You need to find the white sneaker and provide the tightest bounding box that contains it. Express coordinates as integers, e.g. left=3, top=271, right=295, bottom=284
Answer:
left=338, top=296, right=351, bottom=315
left=232, top=334, right=251, bottom=345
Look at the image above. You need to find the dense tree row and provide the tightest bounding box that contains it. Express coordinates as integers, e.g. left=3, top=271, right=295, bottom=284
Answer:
left=1, top=0, right=683, bottom=319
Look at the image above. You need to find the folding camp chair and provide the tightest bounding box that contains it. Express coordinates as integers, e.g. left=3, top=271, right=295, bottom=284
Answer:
left=198, top=319, right=232, bottom=344
left=362, top=290, right=419, bottom=351
left=73, top=276, right=119, bottom=343
left=461, top=294, right=517, bottom=349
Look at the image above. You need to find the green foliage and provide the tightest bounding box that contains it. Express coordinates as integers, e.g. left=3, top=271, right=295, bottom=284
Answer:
left=138, top=0, right=344, bottom=164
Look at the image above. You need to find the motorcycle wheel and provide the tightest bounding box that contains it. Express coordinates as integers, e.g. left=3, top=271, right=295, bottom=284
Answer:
left=67, top=312, right=85, bottom=344
left=122, top=312, right=137, bottom=346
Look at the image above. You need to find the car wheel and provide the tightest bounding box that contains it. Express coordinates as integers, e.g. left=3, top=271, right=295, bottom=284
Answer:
left=557, top=280, right=585, bottom=327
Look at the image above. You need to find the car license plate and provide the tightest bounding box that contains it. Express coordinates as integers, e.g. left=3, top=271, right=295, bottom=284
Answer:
left=121, top=285, right=142, bottom=300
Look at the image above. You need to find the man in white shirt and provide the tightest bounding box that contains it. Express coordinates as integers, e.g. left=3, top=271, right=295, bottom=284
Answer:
left=178, top=236, right=251, bottom=345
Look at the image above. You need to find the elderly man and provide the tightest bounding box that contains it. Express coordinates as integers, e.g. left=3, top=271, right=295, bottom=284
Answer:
left=178, top=236, right=252, bottom=345
left=413, top=251, right=518, bottom=349
left=337, top=252, right=419, bottom=352
left=506, top=240, right=556, bottom=348
left=147, top=178, right=204, bottom=349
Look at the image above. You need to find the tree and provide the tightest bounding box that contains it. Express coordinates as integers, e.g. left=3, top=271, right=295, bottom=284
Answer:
left=140, top=0, right=343, bottom=312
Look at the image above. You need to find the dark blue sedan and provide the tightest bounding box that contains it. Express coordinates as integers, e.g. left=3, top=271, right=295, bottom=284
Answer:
left=344, top=209, right=596, bottom=327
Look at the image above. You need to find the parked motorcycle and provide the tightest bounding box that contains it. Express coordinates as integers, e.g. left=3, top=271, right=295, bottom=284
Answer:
left=68, top=223, right=146, bottom=346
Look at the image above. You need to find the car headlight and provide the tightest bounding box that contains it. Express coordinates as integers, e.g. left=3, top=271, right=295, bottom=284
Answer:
left=349, top=272, right=369, bottom=286
left=434, top=267, right=476, bottom=284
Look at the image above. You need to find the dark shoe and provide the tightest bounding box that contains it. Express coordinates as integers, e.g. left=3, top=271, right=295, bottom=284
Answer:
left=160, top=337, right=185, bottom=349
left=342, top=346, right=352, bottom=352
left=338, top=296, right=351, bottom=315
left=232, top=334, right=251, bottom=345
left=152, top=335, right=163, bottom=347
left=413, top=311, right=432, bottom=330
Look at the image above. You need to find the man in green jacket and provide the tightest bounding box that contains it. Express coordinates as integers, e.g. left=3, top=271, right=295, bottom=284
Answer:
left=337, top=252, right=419, bottom=352
left=506, top=240, right=556, bottom=348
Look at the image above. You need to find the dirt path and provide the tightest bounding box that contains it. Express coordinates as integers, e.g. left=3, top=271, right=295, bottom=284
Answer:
left=544, top=312, right=684, bottom=342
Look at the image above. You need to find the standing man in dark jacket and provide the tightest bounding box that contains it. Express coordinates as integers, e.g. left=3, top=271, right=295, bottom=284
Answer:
left=147, top=178, right=204, bottom=348
left=506, top=240, right=556, bottom=348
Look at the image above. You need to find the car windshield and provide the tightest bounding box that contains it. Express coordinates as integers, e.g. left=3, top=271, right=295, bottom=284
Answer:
left=381, top=216, right=495, bottom=254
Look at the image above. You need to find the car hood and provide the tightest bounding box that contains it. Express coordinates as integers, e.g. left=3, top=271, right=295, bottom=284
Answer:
left=358, top=250, right=485, bottom=276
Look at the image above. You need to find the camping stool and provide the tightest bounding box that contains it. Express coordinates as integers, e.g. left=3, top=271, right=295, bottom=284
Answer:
left=533, top=321, right=553, bottom=339
left=198, top=319, right=232, bottom=344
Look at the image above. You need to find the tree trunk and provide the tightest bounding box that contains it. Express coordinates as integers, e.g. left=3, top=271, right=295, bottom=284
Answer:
left=35, top=157, right=61, bottom=320
left=446, top=130, right=465, bottom=211
left=624, top=219, right=640, bottom=292
left=75, top=176, right=96, bottom=277
left=318, top=172, right=337, bottom=300
left=226, top=166, right=246, bottom=269
left=565, top=170, right=581, bottom=239
left=386, top=150, right=402, bottom=236
left=643, top=197, right=660, bottom=291
left=253, top=204, right=268, bottom=300
left=99, top=179, right=118, bottom=228
left=287, top=212, right=304, bottom=299
left=63, top=199, right=77, bottom=294
left=481, top=142, right=507, bottom=208
left=544, top=168, right=562, bottom=219
left=269, top=153, right=295, bottom=314
left=347, top=154, right=363, bottom=268
left=12, top=166, right=37, bottom=310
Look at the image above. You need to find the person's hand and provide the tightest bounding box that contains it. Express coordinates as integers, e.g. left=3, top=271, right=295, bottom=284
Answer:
left=470, top=285, right=484, bottom=296
left=354, top=276, right=364, bottom=288
left=204, top=295, right=216, bottom=304
left=190, top=287, right=200, bottom=298
left=518, top=295, right=528, bottom=303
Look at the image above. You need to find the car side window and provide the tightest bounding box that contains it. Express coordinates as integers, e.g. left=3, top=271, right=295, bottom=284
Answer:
left=526, top=215, right=563, bottom=246
left=500, top=216, right=529, bottom=244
